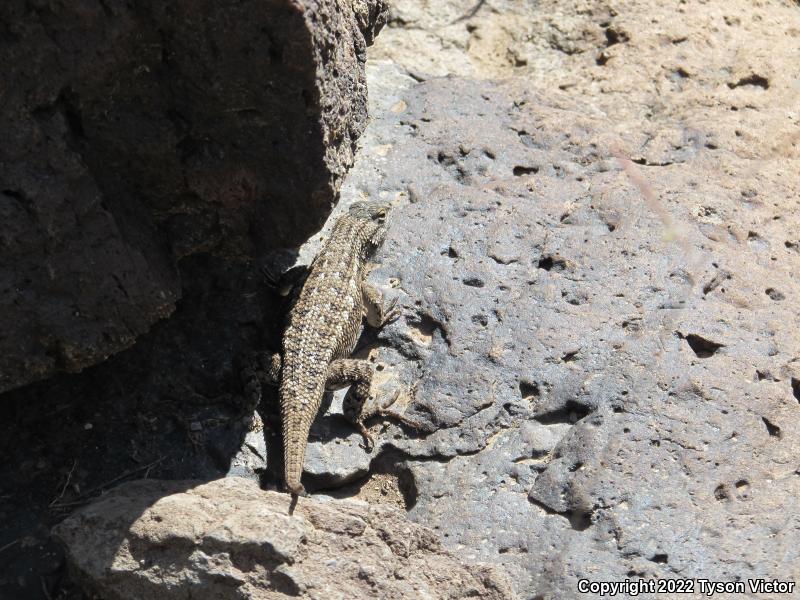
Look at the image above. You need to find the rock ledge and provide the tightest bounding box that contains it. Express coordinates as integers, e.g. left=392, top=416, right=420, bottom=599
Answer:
left=54, top=478, right=515, bottom=600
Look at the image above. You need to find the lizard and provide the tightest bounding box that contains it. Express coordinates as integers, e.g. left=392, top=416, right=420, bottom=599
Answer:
left=243, top=200, right=418, bottom=496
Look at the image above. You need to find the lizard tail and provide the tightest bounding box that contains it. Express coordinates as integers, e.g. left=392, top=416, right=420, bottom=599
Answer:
left=283, top=438, right=308, bottom=497
left=281, top=386, right=318, bottom=497
left=286, top=480, right=306, bottom=496
left=288, top=493, right=299, bottom=516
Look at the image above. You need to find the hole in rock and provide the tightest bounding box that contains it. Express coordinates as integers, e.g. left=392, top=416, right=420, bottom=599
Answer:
left=533, top=400, right=591, bottom=425
left=727, top=74, right=769, bottom=89
left=761, top=417, right=781, bottom=438
left=512, top=165, right=539, bottom=176
left=567, top=510, right=592, bottom=531
left=537, top=255, right=567, bottom=271
left=713, top=484, right=729, bottom=501
left=765, top=288, right=785, bottom=301
left=471, top=314, right=488, bottom=327
left=683, top=334, right=724, bottom=358
left=519, top=380, right=540, bottom=399
left=462, top=277, right=484, bottom=287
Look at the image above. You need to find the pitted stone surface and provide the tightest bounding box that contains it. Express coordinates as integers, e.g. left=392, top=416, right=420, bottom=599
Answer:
left=296, top=59, right=800, bottom=599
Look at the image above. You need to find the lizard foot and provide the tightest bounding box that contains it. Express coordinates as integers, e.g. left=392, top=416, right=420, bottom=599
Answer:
left=373, top=389, right=423, bottom=430
left=375, top=407, right=423, bottom=430
left=356, top=421, right=376, bottom=452
left=381, top=296, right=402, bottom=326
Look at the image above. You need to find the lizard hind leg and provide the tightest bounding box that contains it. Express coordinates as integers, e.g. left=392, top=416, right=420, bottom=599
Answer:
left=326, top=359, right=376, bottom=450
left=327, top=358, right=419, bottom=451
left=240, top=351, right=281, bottom=413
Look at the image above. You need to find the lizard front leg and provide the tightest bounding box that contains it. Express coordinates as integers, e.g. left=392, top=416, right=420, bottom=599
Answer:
left=326, top=358, right=419, bottom=450
left=361, top=281, right=400, bottom=328
left=262, top=263, right=310, bottom=298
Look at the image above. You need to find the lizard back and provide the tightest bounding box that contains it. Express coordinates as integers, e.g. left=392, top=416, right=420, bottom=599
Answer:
left=279, top=201, right=388, bottom=494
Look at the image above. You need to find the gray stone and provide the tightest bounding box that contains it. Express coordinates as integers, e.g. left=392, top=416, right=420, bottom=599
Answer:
left=291, top=65, right=800, bottom=598
left=53, top=478, right=516, bottom=600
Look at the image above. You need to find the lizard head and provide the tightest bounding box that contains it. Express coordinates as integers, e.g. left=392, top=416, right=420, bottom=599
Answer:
left=348, top=200, right=391, bottom=222
left=348, top=201, right=391, bottom=255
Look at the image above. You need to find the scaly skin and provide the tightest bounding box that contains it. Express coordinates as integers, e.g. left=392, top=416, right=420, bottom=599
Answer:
left=279, top=201, right=395, bottom=496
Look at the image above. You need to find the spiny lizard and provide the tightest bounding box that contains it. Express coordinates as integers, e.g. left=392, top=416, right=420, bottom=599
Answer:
left=244, top=200, right=417, bottom=496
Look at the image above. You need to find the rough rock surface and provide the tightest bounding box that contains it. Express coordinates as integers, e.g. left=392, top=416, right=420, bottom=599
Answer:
left=54, top=478, right=515, bottom=600
left=273, top=0, right=800, bottom=596
left=3, top=1, right=800, bottom=599
left=0, top=0, right=388, bottom=393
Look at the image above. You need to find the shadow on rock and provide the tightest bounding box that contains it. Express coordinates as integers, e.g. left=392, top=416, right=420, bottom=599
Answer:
left=0, top=255, right=283, bottom=600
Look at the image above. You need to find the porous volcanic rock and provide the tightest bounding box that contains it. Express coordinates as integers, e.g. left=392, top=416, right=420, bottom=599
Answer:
left=350, top=2, right=800, bottom=596
left=289, top=61, right=800, bottom=598
left=53, top=478, right=515, bottom=600
left=0, top=0, right=388, bottom=393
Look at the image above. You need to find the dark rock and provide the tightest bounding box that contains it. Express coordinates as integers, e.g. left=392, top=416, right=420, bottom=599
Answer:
left=0, top=0, right=387, bottom=393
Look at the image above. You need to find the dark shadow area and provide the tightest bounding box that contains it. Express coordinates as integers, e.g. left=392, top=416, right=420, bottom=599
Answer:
left=679, top=332, right=725, bottom=358
left=0, top=254, right=286, bottom=600
left=532, top=400, right=592, bottom=426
